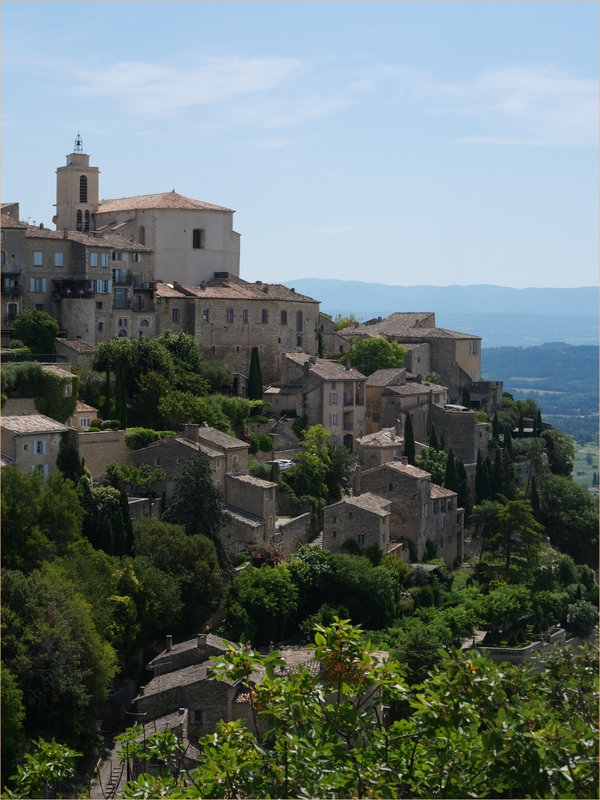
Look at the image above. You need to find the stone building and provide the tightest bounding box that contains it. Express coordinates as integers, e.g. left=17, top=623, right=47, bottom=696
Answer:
left=0, top=414, right=70, bottom=476
left=365, top=367, right=448, bottom=440
left=221, top=473, right=277, bottom=556
left=431, top=404, right=491, bottom=465
left=355, top=427, right=405, bottom=469
left=265, top=353, right=367, bottom=448
left=322, top=493, right=391, bottom=553
left=357, top=460, right=464, bottom=566
left=339, top=312, right=502, bottom=410
left=65, top=400, right=98, bottom=431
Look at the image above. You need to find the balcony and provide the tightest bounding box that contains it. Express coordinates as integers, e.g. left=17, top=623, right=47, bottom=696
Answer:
left=132, top=279, right=156, bottom=291
left=3, top=284, right=22, bottom=295
left=112, top=269, right=132, bottom=286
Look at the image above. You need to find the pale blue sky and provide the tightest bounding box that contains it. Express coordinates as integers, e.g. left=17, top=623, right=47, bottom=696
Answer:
left=2, top=1, right=598, bottom=288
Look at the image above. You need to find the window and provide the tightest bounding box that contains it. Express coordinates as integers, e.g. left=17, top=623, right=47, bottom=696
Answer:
left=192, top=710, right=206, bottom=725
left=329, top=392, right=338, bottom=405
left=35, top=303, right=44, bottom=311
left=118, top=329, right=127, bottom=337
left=332, top=531, right=337, bottom=539
left=1, top=251, right=5, bottom=265
left=192, top=229, right=204, bottom=249
left=29, top=278, right=46, bottom=293
left=281, top=309, right=287, bottom=325
left=349, top=511, right=353, bottom=519
left=112, top=251, right=123, bottom=262
left=203, top=308, right=210, bottom=323
left=81, top=418, right=90, bottom=429
left=90, top=252, right=98, bottom=267
left=7, top=302, right=18, bottom=321
left=447, top=499, right=453, bottom=510
left=0, top=231, right=4, bottom=240
left=114, top=288, right=127, bottom=308
left=469, top=340, right=479, bottom=355
left=155, top=457, right=161, bottom=467
left=332, top=515, right=337, bottom=523
left=33, top=251, right=43, bottom=266
left=138, top=226, right=145, bottom=245
left=265, top=488, right=272, bottom=501
left=440, top=514, right=446, bottom=530
left=84, top=210, right=90, bottom=232
left=34, top=440, right=46, bottom=455
left=98, top=322, right=103, bottom=332
left=32, top=464, right=49, bottom=476
left=331, top=382, right=336, bottom=389
left=132, top=252, right=141, bottom=263
left=76, top=209, right=82, bottom=231
left=226, top=308, right=234, bottom=323
left=433, top=500, right=439, bottom=513
left=172, top=308, right=180, bottom=323
left=262, top=308, right=268, bottom=324
left=357, top=534, right=365, bottom=545
left=101, top=253, right=109, bottom=267
left=242, top=309, right=248, bottom=324
left=421, top=503, right=429, bottom=519
left=64, top=383, right=73, bottom=397
left=140, top=319, right=149, bottom=327
left=296, top=310, right=303, bottom=331
left=329, top=412, right=338, bottom=425
left=95, top=279, right=111, bottom=294
left=297, top=336, right=302, bottom=347
left=79, top=175, right=88, bottom=202
left=388, top=483, right=393, bottom=491
left=54, top=252, right=64, bottom=267
left=96, top=301, right=103, bottom=309
left=23, top=443, right=28, bottom=453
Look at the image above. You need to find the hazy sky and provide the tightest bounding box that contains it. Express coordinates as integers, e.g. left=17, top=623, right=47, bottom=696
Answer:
left=2, top=1, right=598, bottom=288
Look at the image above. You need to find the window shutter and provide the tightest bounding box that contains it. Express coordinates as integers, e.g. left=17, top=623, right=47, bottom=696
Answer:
left=42, top=441, right=47, bottom=454
left=42, top=279, right=47, bottom=292
left=30, top=278, right=35, bottom=291
left=107, top=280, right=112, bottom=292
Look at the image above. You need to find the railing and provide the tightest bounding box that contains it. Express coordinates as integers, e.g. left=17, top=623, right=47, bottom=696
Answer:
left=3, top=285, right=22, bottom=294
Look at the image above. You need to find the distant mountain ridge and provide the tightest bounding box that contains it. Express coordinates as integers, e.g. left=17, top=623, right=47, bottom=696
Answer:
left=284, top=280, right=599, bottom=347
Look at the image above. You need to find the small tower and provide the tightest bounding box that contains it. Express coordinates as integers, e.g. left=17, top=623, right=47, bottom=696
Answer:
left=54, top=133, right=100, bottom=232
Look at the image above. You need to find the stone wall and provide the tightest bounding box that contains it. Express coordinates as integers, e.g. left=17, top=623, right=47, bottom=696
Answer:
left=431, top=405, right=487, bottom=464
left=322, top=501, right=389, bottom=553
left=2, top=397, right=38, bottom=416
left=273, top=513, right=311, bottom=557
left=78, top=429, right=130, bottom=478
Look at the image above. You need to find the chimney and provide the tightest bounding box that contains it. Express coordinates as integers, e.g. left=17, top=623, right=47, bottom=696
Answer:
left=166, top=634, right=173, bottom=652
left=303, top=360, right=310, bottom=375
left=378, top=316, right=382, bottom=322
left=395, top=418, right=403, bottom=436
left=183, top=423, right=200, bottom=442
left=39, top=223, right=44, bottom=229
left=197, top=633, right=207, bottom=650
left=139, top=685, right=145, bottom=696
left=309, top=356, right=317, bottom=364
left=345, top=359, right=351, bottom=371
left=354, top=322, right=359, bottom=328
left=291, top=288, right=295, bottom=293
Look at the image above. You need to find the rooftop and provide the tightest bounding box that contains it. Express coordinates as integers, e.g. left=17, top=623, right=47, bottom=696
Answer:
left=98, top=191, right=234, bottom=214
left=227, top=473, right=277, bottom=489
left=430, top=484, right=457, bottom=499
left=0, top=212, right=28, bottom=229
left=0, top=414, right=70, bottom=434
left=56, top=338, right=96, bottom=354
left=23, top=225, right=151, bottom=251
left=356, top=428, right=404, bottom=448
left=340, top=312, right=479, bottom=341
left=193, top=424, right=249, bottom=451
left=366, top=368, right=407, bottom=387
left=285, top=352, right=366, bottom=381
left=339, top=492, right=391, bottom=516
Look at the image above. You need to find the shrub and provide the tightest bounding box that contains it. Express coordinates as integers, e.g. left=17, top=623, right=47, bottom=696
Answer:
left=249, top=433, right=274, bottom=454
left=567, top=599, right=598, bottom=638
left=108, top=420, right=121, bottom=430
left=90, top=418, right=103, bottom=428
left=88, top=427, right=100, bottom=433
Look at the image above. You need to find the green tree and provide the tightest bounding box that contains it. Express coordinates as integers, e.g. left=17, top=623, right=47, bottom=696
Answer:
left=55, top=434, right=85, bottom=483
left=133, top=518, right=223, bottom=634
left=340, top=337, right=406, bottom=376
left=12, top=310, right=59, bottom=354
left=130, top=370, right=172, bottom=429
left=161, top=451, right=228, bottom=550
left=333, top=312, right=361, bottom=330
left=475, top=450, right=489, bottom=502
left=1, top=468, right=84, bottom=572
left=92, top=338, right=176, bottom=397
left=491, top=411, right=501, bottom=443
left=248, top=346, right=264, bottom=400
left=542, top=428, right=575, bottom=476
left=444, top=448, right=459, bottom=492
left=536, top=472, right=598, bottom=565
left=428, top=423, right=439, bottom=450
left=223, top=564, right=299, bottom=645
left=415, top=446, right=447, bottom=485
left=404, top=412, right=415, bottom=465
left=158, top=390, right=232, bottom=431
left=198, top=359, right=234, bottom=394
left=79, top=474, right=132, bottom=556
left=325, top=442, right=358, bottom=501
left=461, top=385, right=471, bottom=408
left=1, top=664, right=26, bottom=783
left=484, top=497, right=544, bottom=574
left=317, top=327, right=325, bottom=358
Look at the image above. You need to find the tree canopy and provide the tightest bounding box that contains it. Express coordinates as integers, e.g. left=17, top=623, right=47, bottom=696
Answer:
left=339, top=337, right=406, bottom=376
left=12, top=310, right=59, bottom=354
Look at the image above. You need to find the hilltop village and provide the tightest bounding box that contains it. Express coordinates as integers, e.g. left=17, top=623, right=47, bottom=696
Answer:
left=2, top=139, right=597, bottom=798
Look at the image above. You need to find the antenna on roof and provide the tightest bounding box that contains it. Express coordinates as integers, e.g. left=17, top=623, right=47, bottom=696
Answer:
left=74, top=132, right=83, bottom=153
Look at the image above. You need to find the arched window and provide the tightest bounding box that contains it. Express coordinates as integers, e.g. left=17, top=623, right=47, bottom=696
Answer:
left=118, top=329, right=127, bottom=338
left=84, top=210, right=90, bottom=232
left=79, top=175, right=88, bottom=202
left=138, top=226, right=145, bottom=245
left=76, top=210, right=83, bottom=231
left=140, top=319, right=149, bottom=327
left=7, top=302, right=18, bottom=321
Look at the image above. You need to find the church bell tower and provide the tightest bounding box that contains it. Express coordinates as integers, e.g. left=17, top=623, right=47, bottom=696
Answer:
left=54, top=133, right=100, bottom=232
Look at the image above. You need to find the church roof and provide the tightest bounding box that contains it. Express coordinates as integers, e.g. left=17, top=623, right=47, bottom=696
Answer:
left=97, top=191, right=234, bottom=213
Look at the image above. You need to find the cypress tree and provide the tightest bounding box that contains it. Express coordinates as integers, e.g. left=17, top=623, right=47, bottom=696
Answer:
left=518, top=414, right=525, bottom=438
left=429, top=424, right=439, bottom=450
left=492, top=411, right=500, bottom=443
left=475, top=450, right=486, bottom=502
left=317, top=327, right=325, bottom=358
left=534, top=408, right=543, bottom=437
left=444, top=449, right=459, bottom=493
left=102, top=369, right=112, bottom=418
left=493, top=448, right=503, bottom=496
left=440, top=435, right=446, bottom=452
left=404, top=413, right=415, bottom=465
left=461, top=386, right=471, bottom=408
left=502, top=445, right=516, bottom=499
left=248, top=346, right=264, bottom=400
left=484, top=456, right=493, bottom=499
left=530, top=475, right=540, bottom=517
left=503, top=431, right=513, bottom=460
left=456, top=458, right=471, bottom=519
left=119, top=489, right=134, bottom=556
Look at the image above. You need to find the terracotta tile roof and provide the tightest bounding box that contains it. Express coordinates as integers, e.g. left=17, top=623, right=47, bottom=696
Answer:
left=264, top=385, right=303, bottom=395
left=155, top=283, right=187, bottom=298
left=74, top=401, right=98, bottom=413
left=41, top=365, right=74, bottom=379
left=97, top=191, right=234, bottom=213
left=430, top=484, right=457, bottom=499
left=384, top=383, right=435, bottom=397
left=341, top=492, right=391, bottom=516
left=356, top=428, right=404, bottom=447
left=285, top=353, right=366, bottom=381
left=56, top=338, right=96, bottom=354
left=170, top=276, right=318, bottom=304
left=371, top=460, right=431, bottom=480
left=195, top=425, right=249, bottom=450
left=227, top=473, right=277, bottom=489
left=24, top=227, right=150, bottom=251
left=134, top=435, right=223, bottom=460
left=153, top=633, right=230, bottom=662
left=366, top=368, right=407, bottom=387
left=340, top=312, right=479, bottom=341
left=1, top=213, right=28, bottom=229
left=0, top=414, right=70, bottom=434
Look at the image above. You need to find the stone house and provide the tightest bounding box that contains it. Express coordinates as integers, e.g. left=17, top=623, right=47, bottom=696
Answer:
left=357, top=460, right=464, bottom=566
left=355, top=427, right=405, bottom=469
left=431, top=404, right=491, bottom=465
left=66, top=400, right=98, bottom=431
left=1, top=208, right=28, bottom=330
left=221, top=473, right=278, bottom=556
left=0, top=414, right=71, bottom=476
left=77, top=428, right=131, bottom=479
left=265, top=353, right=367, bottom=448
left=55, top=337, right=96, bottom=366
left=340, top=312, right=502, bottom=411
left=365, top=367, right=448, bottom=440
left=322, top=493, right=391, bottom=553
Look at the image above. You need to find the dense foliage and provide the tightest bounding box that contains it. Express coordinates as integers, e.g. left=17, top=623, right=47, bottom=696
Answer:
left=339, top=337, right=406, bottom=376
